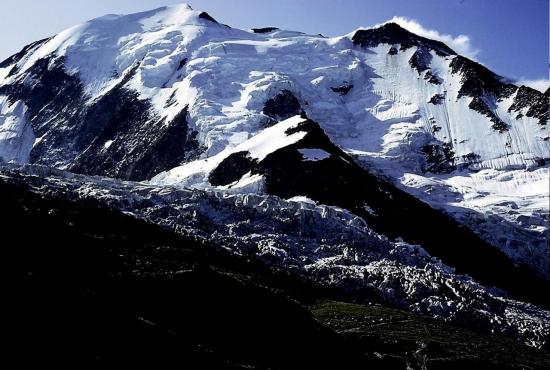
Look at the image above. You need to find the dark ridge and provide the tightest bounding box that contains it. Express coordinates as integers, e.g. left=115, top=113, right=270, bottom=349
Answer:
left=331, top=84, right=354, bottom=96
left=448, top=56, right=521, bottom=130
left=388, top=46, right=399, bottom=55
left=352, top=23, right=456, bottom=56
left=449, top=55, right=517, bottom=99
left=0, top=55, right=201, bottom=181
left=421, top=142, right=456, bottom=173
left=209, top=151, right=257, bottom=186
left=176, top=58, right=188, bottom=71
left=468, top=96, right=509, bottom=132
left=409, top=46, right=431, bottom=74
left=198, top=11, right=218, bottom=23
left=0, top=37, right=50, bottom=70
left=229, top=118, right=550, bottom=309
left=262, top=89, right=302, bottom=121
left=252, top=27, right=279, bottom=34
left=429, top=93, right=445, bottom=105
left=508, top=85, right=549, bottom=125
left=424, top=70, right=442, bottom=84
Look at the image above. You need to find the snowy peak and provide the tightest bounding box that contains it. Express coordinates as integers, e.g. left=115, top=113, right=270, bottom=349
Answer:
left=0, top=2, right=229, bottom=97
left=131, top=3, right=221, bottom=29
left=352, top=22, right=456, bottom=56
left=1, top=4, right=547, bottom=175
left=0, top=4, right=548, bottom=277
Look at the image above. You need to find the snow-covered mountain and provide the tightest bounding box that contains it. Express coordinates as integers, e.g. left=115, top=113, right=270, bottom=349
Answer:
left=1, top=5, right=547, bottom=174
left=0, top=3, right=549, bottom=347
left=2, top=3, right=546, bottom=277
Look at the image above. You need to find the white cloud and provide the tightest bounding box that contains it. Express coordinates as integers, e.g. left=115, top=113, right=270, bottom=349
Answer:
left=378, top=16, right=479, bottom=60
left=515, top=78, right=549, bottom=92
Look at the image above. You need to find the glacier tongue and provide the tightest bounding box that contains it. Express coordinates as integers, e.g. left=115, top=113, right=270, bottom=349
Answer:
left=2, top=163, right=550, bottom=348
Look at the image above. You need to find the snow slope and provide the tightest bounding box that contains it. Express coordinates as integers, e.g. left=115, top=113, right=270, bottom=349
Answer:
left=152, top=115, right=308, bottom=191
left=0, top=4, right=548, bottom=276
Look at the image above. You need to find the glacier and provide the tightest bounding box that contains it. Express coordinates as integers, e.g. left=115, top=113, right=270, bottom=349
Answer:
left=1, top=162, right=549, bottom=348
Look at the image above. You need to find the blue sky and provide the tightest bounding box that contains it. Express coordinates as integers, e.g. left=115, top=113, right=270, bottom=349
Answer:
left=0, top=0, right=548, bottom=88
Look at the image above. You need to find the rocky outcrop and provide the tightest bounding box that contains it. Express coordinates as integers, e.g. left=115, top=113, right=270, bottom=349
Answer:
left=352, top=22, right=455, bottom=56
left=262, top=90, right=302, bottom=121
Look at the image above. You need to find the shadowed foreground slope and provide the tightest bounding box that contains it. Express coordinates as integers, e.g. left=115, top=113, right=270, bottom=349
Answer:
left=0, top=179, right=548, bottom=369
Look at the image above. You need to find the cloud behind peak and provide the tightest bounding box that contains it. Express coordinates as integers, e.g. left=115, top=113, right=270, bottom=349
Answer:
left=380, top=16, right=480, bottom=60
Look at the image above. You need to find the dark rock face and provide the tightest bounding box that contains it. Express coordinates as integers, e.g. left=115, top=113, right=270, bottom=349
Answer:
left=468, top=96, right=509, bottom=132
left=252, top=27, right=279, bottom=33
left=421, top=142, right=456, bottom=173
left=352, top=23, right=456, bottom=56
left=409, top=46, right=431, bottom=74
left=262, top=90, right=302, bottom=121
left=0, top=54, right=201, bottom=181
left=461, top=152, right=482, bottom=167
left=74, top=102, right=201, bottom=181
left=424, top=70, right=442, bottom=85
left=508, top=85, right=549, bottom=125
left=176, top=58, right=188, bottom=71
left=449, top=56, right=517, bottom=100
left=388, top=46, right=399, bottom=55
left=209, top=151, right=257, bottom=186
left=408, top=47, right=443, bottom=85
left=198, top=11, right=218, bottom=23
left=448, top=56, right=520, bottom=132
left=429, top=94, right=445, bottom=105
left=0, top=57, right=87, bottom=165
left=331, top=84, right=354, bottom=96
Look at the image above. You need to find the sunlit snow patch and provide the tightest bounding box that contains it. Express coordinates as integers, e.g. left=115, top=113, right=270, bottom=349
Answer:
left=151, top=115, right=308, bottom=189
